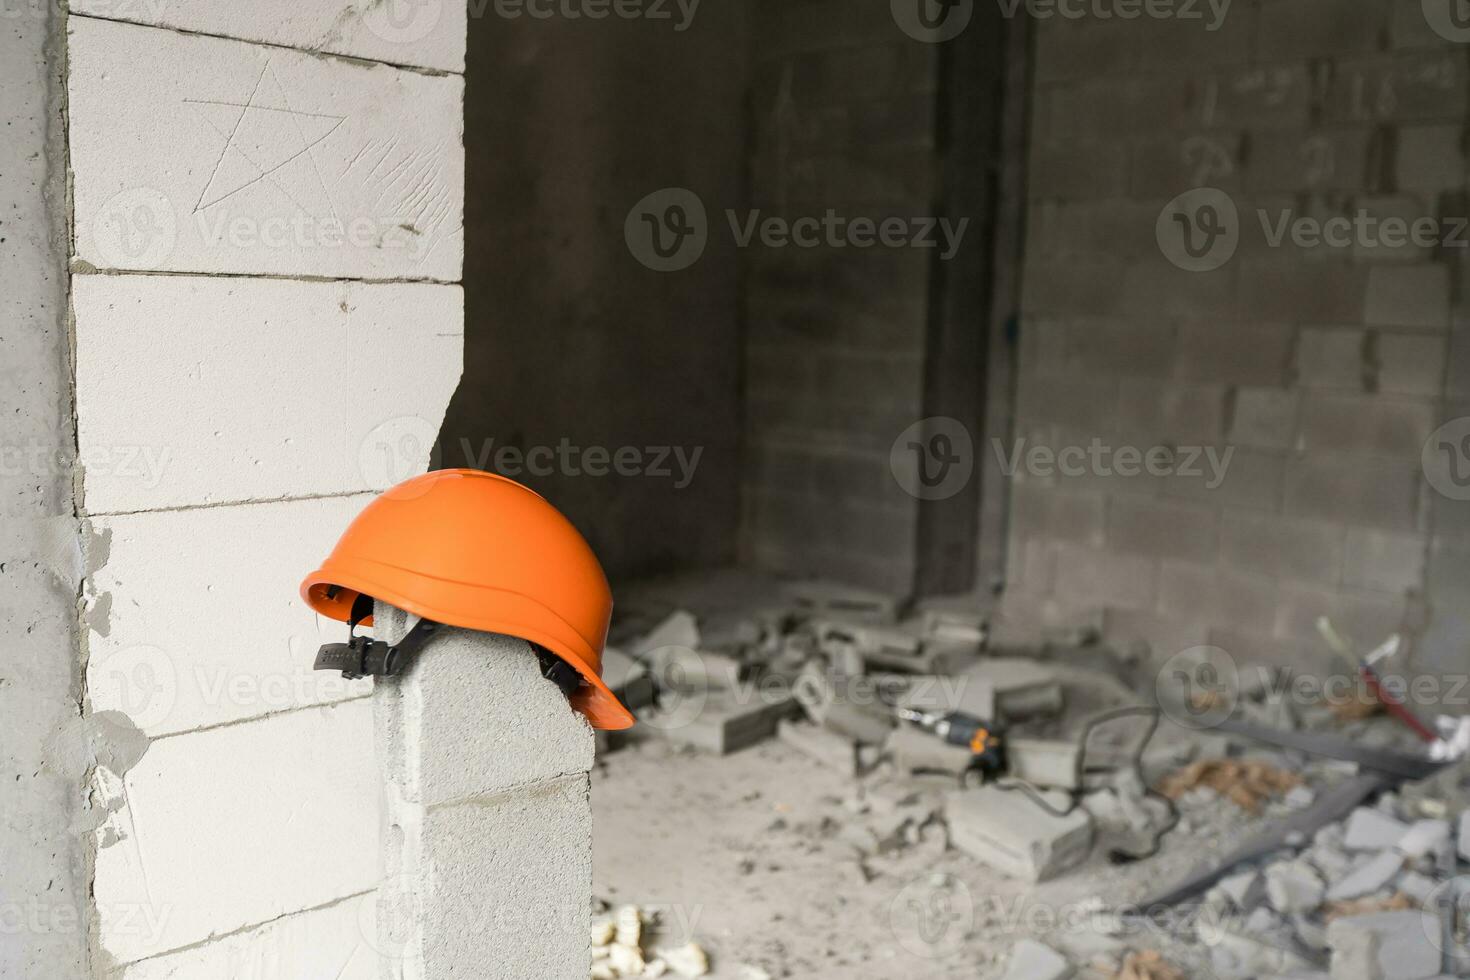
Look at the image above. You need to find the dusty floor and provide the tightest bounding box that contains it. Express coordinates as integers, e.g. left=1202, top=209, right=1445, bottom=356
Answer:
left=591, top=734, right=1265, bottom=979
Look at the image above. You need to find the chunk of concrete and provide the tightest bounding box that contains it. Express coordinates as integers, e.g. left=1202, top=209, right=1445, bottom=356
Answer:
left=653, top=689, right=800, bottom=755
left=1327, top=910, right=1441, bottom=980
left=1001, top=939, right=1074, bottom=980
left=783, top=580, right=900, bottom=624
left=954, top=658, right=1063, bottom=719
left=777, top=719, right=857, bottom=776
left=888, top=724, right=974, bottom=777
left=1343, top=808, right=1409, bottom=851
left=1265, top=860, right=1325, bottom=915
left=1397, top=819, right=1451, bottom=859
left=945, top=786, right=1091, bottom=882
left=1007, top=738, right=1084, bottom=790
left=1326, top=851, right=1405, bottom=902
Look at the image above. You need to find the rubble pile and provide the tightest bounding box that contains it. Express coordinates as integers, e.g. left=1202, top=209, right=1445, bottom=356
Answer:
left=599, top=578, right=1470, bottom=979
left=589, top=903, right=711, bottom=979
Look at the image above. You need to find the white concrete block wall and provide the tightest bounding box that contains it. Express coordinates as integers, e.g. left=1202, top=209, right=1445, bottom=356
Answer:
left=74, top=276, right=462, bottom=513
left=69, top=18, right=464, bottom=280
left=111, top=899, right=378, bottom=980
left=86, top=495, right=376, bottom=737
left=70, top=0, right=467, bottom=73
left=66, top=5, right=467, bottom=974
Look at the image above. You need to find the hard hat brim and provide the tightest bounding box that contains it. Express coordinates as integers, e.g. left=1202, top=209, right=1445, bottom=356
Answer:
left=301, top=565, right=636, bottom=731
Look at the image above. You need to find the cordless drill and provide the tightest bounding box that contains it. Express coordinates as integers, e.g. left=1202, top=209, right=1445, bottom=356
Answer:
left=897, top=707, right=1007, bottom=782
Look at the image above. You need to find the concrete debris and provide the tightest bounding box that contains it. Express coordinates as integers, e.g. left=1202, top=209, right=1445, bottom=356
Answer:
left=1112, top=949, right=1185, bottom=980
left=588, top=906, right=709, bottom=979
left=611, top=578, right=1470, bottom=979
left=776, top=719, right=857, bottom=775
left=1157, top=758, right=1302, bottom=814
left=1343, top=807, right=1410, bottom=851
left=1000, top=938, right=1074, bottom=980
left=1264, top=859, right=1326, bottom=914
left=1327, top=910, right=1441, bottom=980
left=945, top=785, right=1091, bottom=881
left=1325, top=850, right=1405, bottom=901
left=781, top=579, right=899, bottom=625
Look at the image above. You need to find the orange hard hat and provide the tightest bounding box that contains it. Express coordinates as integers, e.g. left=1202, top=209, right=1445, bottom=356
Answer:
left=301, top=468, right=634, bottom=731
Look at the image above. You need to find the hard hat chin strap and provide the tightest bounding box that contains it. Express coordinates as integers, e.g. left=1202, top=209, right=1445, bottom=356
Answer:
left=313, top=593, right=584, bottom=700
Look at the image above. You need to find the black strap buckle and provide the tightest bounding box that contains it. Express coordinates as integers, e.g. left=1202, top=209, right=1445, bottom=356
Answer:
left=314, top=595, right=439, bottom=679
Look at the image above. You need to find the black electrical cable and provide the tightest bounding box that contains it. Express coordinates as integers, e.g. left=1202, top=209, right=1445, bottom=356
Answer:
left=983, top=705, right=1181, bottom=864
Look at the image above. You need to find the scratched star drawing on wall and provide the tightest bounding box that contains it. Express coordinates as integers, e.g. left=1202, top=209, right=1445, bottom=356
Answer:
left=186, top=59, right=346, bottom=219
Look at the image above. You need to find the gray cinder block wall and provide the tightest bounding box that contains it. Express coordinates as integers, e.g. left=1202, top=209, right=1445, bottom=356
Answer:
left=739, top=0, right=940, bottom=594
left=1, top=5, right=90, bottom=978
left=1004, top=0, right=1468, bottom=677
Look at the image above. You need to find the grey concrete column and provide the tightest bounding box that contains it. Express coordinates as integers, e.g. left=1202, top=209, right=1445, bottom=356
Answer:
left=373, top=602, right=595, bottom=979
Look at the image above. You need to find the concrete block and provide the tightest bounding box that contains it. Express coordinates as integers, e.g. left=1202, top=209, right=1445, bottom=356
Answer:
left=1001, top=939, right=1074, bottom=980
left=1326, top=851, right=1405, bottom=902
left=1256, top=0, right=1387, bottom=60
left=1283, top=459, right=1422, bottom=533
left=74, top=275, right=462, bottom=513
left=1235, top=259, right=1366, bottom=324
left=1378, top=334, right=1447, bottom=397
left=820, top=699, right=896, bottom=746
left=87, top=495, right=374, bottom=737
left=1007, top=738, right=1083, bottom=791
left=69, top=18, right=464, bottom=280
left=93, top=701, right=377, bottom=965
left=777, top=719, right=857, bottom=775
left=945, top=786, right=1091, bottom=882
left=375, top=615, right=594, bottom=806
left=887, top=724, right=974, bottom=777
left=1395, top=124, right=1464, bottom=193
left=958, top=658, right=1063, bottom=720
left=114, top=899, right=376, bottom=980
left=1343, top=529, right=1427, bottom=594
left=1327, top=910, right=1441, bottom=980
left=377, top=605, right=594, bottom=979
left=1230, top=387, right=1299, bottom=449
left=1364, top=265, right=1451, bottom=329
left=653, top=688, right=800, bottom=755
left=1297, top=395, right=1436, bottom=458
left=1104, top=496, right=1218, bottom=563
left=782, top=579, right=900, bottom=624
left=70, top=0, right=467, bottom=73
left=1298, top=328, right=1368, bottom=390
left=1264, top=860, right=1325, bottom=915
left=1398, top=820, right=1451, bottom=859
left=1115, top=380, right=1228, bottom=444
left=1219, top=512, right=1346, bottom=587
left=1459, top=811, right=1470, bottom=861
left=1344, top=807, right=1410, bottom=850
left=386, top=776, right=591, bottom=979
